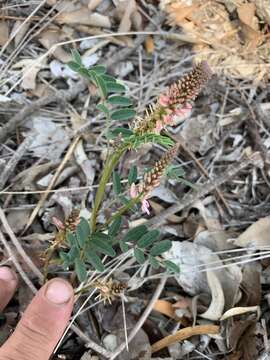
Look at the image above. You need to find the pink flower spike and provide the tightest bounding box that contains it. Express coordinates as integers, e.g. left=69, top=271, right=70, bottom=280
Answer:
left=130, top=183, right=138, bottom=198
left=184, top=103, right=192, bottom=110
left=158, top=94, right=170, bottom=106
left=141, top=198, right=150, bottom=215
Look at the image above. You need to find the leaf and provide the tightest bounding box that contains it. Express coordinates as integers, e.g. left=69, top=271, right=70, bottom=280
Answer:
left=75, top=258, right=87, bottom=282
left=148, top=255, right=160, bottom=269
left=67, top=61, right=80, bottom=72
left=91, top=65, right=106, bottom=74
left=71, top=49, right=82, bottom=64
left=108, top=216, right=122, bottom=237
left=101, top=74, right=116, bottom=82
left=123, top=225, right=148, bottom=243
left=91, top=235, right=116, bottom=257
left=106, top=81, right=126, bottom=93
left=119, top=240, right=129, bottom=253
left=137, top=229, right=160, bottom=248
left=85, top=250, right=105, bottom=272
left=59, top=251, right=71, bottom=269
left=93, top=73, right=107, bottom=98
left=150, top=240, right=172, bottom=256
left=78, top=67, right=92, bottom=80
left=128, top=165, right=137, bottom=186
left=111, top=108, right=136, bottom=121
left=134, top=247, right=145, bottom=264
left=68, top=244, right=80, bottom=262
left=113, top=171, right=121, bottom=195
left=66, top=231, right=76, bottom=246
left=107, top=127, right=133, bottom=139
left=75, top=218, right=90, bottom=248
left=164, top=260, right=180, bottom=273
left=107, top=96, right=132, bottom=107
left=96, top=103, right=110, bottom=117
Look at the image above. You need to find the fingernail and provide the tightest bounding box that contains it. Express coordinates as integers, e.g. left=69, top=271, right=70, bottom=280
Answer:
left=45, top=280, right=73, bottom=304
left=0, top=267, right=17, bottom=282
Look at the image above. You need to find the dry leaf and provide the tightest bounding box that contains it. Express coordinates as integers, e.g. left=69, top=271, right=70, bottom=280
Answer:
left=144, top=35, right=154, bottom=54
left=88, top=0, right=102, bottom=11
left=237, top=3, right=262, bottom=50
left=167, top=3, right=198, bottom=25
left=10, top=20, right=30, bottom=48
left=154, top=299, right=179, bottom=320
left=220, top=306, right=260, bottom=321
left=117, top=0, right=137, bottom=33
left=234, top=217, right=270, bottom=248
left=0, top=21, right=9, bottom=46
left=56, top=7, right=111, bottom=28
left=39, top=28, right=70, bottom=63
left=200, top=270, right=225, bottom=321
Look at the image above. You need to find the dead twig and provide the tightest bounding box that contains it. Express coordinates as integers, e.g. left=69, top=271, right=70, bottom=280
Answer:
left=110, top=276, right=167, bottom=360
left=146, top=152, right=261, bottom=228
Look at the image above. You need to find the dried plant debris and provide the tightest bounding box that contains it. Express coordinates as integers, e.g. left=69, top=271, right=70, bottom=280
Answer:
left=160, top=0, right=270, bottom=81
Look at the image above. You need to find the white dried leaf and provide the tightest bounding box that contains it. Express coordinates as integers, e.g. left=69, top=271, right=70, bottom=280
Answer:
left=220, top=306, right=260, bottom=321
left=50, top=60, right=63, bottom=77
left=234, top=217, right=270, bottom=248
left=24, top=116, right=70, bottom=160
left=82, top=53, right=99, bottom=68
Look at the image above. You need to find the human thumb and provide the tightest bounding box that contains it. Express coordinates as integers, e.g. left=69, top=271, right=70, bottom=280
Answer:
left=0, top=279, right=74, bottom=360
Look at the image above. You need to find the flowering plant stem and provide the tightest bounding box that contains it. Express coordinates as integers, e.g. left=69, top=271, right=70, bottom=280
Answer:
left=90, top=146, right=127, bottom=232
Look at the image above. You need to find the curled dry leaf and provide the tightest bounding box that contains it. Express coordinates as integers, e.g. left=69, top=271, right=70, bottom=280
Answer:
left=154, top=299, right=179, bottom=320
left=200, top=270, right=225, bottom=321
left=234, top=217, right=270, bottom=248
left=151, top=324, right=220, bottom=353
left=220, top=306, right=260, bottom=321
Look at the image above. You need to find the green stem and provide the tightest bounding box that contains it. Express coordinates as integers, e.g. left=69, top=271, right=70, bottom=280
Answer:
left=90, top=146, right=127, bottom=232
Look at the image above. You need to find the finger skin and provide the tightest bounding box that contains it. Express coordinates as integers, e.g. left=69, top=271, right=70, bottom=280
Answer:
left=0, top=279, right=74, bottom=360
left=0, top=269, right=17, bottom=312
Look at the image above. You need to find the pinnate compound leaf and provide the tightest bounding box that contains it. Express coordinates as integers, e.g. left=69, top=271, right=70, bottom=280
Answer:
left=111, top=108, right=135, bottom=121
left=137, top=230, right=160, bottom=248
left=75, top=258, right=87, bottom=282
left=123, top=225, right=148, bottom=243
left=66, top=231, right=76, bottom=246
left=101, top=74, right=116, bottom=82
left=96, top=103, right=110, bottom=117
left=93, top=73, right=107, bottom=98
left=134, top=247, right=145, bottom=264
left=113, top=171, right=121, bottom=195
left=107, top=96, right=132, bottom=107
left=85, top=251, right=105, bottom=272
left=107, top=127, right=133, bottom=139
left=164, top=260, right=180, bottom=273
left=128, top=165, right=137, bottom=185
left=149, top=240, right=172, bottom=256
left=108, top=216, right=122, bottom=237
left=59, top=251, right=71, bottom=269
left=68, top=245, right=80, bottom=262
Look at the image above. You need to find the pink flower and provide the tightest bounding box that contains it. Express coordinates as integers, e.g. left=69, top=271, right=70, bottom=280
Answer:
left=158, top=94, right=170, bottom=106
left=163, top=114, right=173, bottom=124
left=130, top=183, right=138, bottom=198
left=141, top=198, right=150, bottom=215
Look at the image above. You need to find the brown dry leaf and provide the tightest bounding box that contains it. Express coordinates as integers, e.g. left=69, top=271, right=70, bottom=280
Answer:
left=237, top=3, right=262, bottom=50
left=151, top=324, right=220, bottom=353
left=10, top=20, right=30, bottom=48
left=234, top=217, right=270, bottom=248
left=38, top=28, right=70, bottom=63
left=12, top=58, right=45, bottom=90
left=241, top=263, right=261, bottom=306
left=149, top=200, right=183, bottom=223
left=250, top=0, right=270, bottom=24
left=166, top=3, right=198, bottom=25
left=0, top=21, right=9, bottom=46
left=56, top=7, right=111, bottom=28
left=154, top=299, right=179, bottom=320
